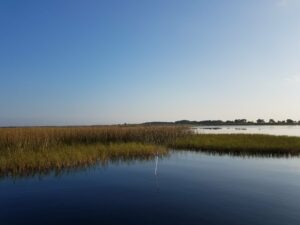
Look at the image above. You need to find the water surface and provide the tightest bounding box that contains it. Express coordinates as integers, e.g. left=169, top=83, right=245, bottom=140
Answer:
left=1, top=151, right=300, bottom=225
left=195, top=125, right=300, bottom=137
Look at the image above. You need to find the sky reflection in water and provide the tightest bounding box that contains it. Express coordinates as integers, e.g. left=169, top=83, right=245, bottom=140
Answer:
left=1, top=151, right=300, bottom=225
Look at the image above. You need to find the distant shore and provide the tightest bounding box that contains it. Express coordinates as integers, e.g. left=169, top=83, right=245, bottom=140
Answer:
left=143, top=119, right=300, bottom=126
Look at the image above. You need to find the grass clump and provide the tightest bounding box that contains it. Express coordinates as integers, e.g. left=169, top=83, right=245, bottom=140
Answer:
left=0, top=143, right=167, bottom=177
left=0, top=125, right=188, bottom=151
left=171, top=134, right=300, bottom=155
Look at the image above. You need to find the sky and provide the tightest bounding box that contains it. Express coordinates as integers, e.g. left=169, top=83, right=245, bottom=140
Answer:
left=1, top=0, right=300, bottom=126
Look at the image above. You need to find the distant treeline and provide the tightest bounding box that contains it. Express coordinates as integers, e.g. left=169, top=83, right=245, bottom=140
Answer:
left=144, top=119, right=300, bottom=126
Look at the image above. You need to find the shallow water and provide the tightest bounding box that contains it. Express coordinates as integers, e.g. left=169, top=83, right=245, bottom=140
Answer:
left=1, top=151, right=300, bottom=225
left=195, top=125, right=300, bottom=137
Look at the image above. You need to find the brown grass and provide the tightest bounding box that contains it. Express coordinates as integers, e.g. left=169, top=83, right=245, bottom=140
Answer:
left=0, top=125, right=185, bottom=177
left=0, top=125, right=189, bottom=152
left=2, top=126, right=300, bottom=177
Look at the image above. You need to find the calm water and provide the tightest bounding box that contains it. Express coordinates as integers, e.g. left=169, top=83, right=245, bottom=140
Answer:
left=195, top=125, right=300, bottom=137
left=1, top=151, right=300, bottom=225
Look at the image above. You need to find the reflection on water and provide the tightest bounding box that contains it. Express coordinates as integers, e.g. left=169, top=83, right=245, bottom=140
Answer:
left=191, top=149, right=299, bottom=159
left=195, top=125, right=300, bottom=137
left=1, top=151, right=300, bottom=225
left=0, top=153, right=167, bottom=179
left=2, top=149, right=295, bottom=179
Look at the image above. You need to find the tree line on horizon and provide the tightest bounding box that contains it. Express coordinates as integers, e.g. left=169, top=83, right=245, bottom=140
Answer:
left=144, top=119, right=300, bottom=126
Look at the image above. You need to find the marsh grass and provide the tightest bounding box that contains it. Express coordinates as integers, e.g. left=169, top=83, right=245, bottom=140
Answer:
left=0, top=125, right=188, bottom=151
left=2, top=126, right=300, bottom=177
left=0, top=143, right=167, bottom=178
left=0, top=126, right=183, bottom=177
left=172, top=134, right=300, bottom=155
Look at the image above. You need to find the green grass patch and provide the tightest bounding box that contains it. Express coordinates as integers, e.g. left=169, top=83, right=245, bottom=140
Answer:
left=171, top=134, right=300, bottom=155
left=0, top=143, right=167, bottom=178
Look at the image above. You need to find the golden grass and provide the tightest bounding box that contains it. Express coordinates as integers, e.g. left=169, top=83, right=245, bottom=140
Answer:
left=0, top=126, right=184, bottom=177
left=0, top=125, right=188, bottom=151
left=2, top=126, right=300, bottom=177
left=0, top=142, right=167, bottom=178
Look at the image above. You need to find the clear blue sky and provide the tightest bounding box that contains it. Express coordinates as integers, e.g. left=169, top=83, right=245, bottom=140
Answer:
left=1, top=0, right=300, bottom=126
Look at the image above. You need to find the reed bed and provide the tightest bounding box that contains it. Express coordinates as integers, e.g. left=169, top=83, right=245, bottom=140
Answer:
left=0, top=143, right=167, bottom=178
left=0, top=126, right=184, bottom=177
left=172, top=134, right=300, bottom=155
left=2, top=126, right=300, bottom=177
left=0, top=125, right=189, bottom=152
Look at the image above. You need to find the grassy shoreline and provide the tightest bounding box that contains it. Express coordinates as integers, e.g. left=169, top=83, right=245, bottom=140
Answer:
left=2, top=126, right=300, bottom=177
left=0, top=126, right=181, bottom=177
left=172, top=134, right=300, bottom=155
left=0, top=142, right=167, bottom=178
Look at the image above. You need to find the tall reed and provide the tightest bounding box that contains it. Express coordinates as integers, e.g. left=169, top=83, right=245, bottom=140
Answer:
left=0, top=125, right=189, bottom=152
left=0, top=143, right=167, bottom=178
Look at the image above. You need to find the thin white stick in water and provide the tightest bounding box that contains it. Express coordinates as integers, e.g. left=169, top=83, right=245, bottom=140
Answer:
left=154, top=155, right=158, bottom=176
left=154, top=154, right=160, bottom=193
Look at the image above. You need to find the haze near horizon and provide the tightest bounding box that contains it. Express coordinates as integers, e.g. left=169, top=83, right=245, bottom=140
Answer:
left=1, top=0, right=300, bottom=126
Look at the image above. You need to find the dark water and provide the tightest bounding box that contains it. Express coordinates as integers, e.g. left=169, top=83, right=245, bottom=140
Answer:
left=1, top=151, right=300, bottom=225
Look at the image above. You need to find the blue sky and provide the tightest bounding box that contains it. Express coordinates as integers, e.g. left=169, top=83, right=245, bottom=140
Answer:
left=1, top=0, right=300, bottom=126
